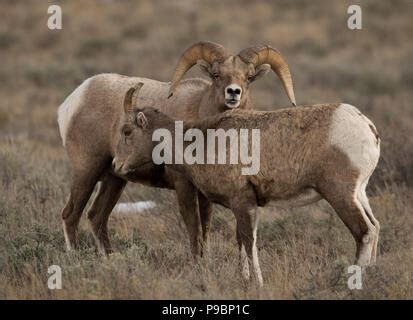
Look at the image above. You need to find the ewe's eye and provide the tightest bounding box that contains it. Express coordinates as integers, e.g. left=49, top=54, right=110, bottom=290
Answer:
left=123, top=127, right=133, bottom=137
left=213, top=74, right=220, bottom=81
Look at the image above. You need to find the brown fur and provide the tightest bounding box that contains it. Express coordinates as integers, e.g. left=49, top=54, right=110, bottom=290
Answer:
left=59, top=44, right=283, bottom=256
left=113, top=103, right=381, bottom=285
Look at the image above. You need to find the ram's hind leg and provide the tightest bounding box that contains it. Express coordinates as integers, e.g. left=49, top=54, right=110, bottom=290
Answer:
left=319, top=177, right=377, bottom=267
left=87, top=172, right=126, bottom=255
left=198, top=192, right=213, bottom=243
left=61, top=166, right=103, bottom=251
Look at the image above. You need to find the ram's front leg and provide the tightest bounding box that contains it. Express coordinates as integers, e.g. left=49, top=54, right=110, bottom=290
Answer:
left=173, top=175, right=203, bottom=258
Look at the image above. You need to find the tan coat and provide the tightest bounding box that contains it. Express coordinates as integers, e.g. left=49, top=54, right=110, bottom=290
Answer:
left=113, top=102, right=381, bottom=286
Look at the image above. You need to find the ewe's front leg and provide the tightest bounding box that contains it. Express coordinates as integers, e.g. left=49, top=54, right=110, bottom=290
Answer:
left=173, top=176, right=203, bottom=258
left=236, top=223, right=250, bottom=281
left=232, top=197, right=263, bottom=287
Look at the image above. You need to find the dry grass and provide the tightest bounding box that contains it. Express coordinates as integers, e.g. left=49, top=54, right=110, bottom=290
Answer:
left=0, top=0, right=412, bottom=299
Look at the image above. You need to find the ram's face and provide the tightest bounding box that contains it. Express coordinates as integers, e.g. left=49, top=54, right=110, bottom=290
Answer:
left=214, top=57, right=253, bottom=109
left=169, top=42, right=295, bottom=111
left=199, top=56, right=270, bottom=109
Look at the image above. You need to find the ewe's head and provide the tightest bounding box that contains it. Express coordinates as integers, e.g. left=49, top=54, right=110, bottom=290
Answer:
left=168, top=41, right=296, bottom=110
left=113, top=83, right=169, bottom=178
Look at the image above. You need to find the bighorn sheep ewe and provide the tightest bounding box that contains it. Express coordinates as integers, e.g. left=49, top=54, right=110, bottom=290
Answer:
left=113, top=84, right=380, bottom=286
left=57, top=41, right=296, bottom=256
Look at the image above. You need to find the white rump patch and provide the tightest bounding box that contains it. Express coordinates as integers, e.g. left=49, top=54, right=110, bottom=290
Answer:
left=329, top=104, right=380, bottom=180
left=57, top=77, right=92, bottom=146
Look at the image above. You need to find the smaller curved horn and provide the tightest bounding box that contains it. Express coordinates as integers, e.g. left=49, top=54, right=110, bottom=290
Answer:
left=124, top=82, right=144, bottom=114
left=168, top=41, right=229, bottom=98
left=238, top=45, right=296, bottom=106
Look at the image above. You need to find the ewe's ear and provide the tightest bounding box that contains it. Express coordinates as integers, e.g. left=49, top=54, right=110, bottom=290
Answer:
left=136, top=112, right=149, bottom=129
left=250, top=64, right=270, bottom=82
left=123, top=82, right=144, bottom=114
left=197, top=59, right=212, bottom=77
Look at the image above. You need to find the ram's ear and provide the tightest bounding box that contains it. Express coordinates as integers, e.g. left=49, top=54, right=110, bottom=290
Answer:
left=124, top=82, right=144, bottom=114
left=250, top=64, right=270, bottom=82
left=197, top=59, right=212, bottom=77
left=136, top=112, right=149, bottom=129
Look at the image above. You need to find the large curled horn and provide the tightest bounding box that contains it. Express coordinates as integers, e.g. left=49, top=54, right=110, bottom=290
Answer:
left=168, top=41, right=230, bottom=98
left=238, top=45, right=296, bottom=106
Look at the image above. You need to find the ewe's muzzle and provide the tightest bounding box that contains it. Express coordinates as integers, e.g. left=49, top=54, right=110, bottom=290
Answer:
left=112, top=158, right=127, bottom=176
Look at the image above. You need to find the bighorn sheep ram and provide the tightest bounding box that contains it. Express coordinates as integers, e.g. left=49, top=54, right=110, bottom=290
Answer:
left=113, top=84, right=381, bottom=286
left=57, top=41, right=296, bottom=256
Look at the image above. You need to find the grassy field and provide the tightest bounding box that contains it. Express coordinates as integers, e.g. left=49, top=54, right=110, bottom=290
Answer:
left=0, top=0, right=412, bottom=299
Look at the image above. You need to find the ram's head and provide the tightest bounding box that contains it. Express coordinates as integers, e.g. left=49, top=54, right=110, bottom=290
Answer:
left=168, top=41, right=296, bottom=109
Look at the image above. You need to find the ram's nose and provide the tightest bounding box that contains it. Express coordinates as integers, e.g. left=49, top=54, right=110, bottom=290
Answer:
left=224, top=84, right=242, bottom=108
left=226, top=86, right=241, bottom=96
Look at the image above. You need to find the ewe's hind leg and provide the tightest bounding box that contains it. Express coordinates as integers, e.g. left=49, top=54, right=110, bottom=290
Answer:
left=61, top=167, right=102, bottom=251
left=319, top=179, right=377, bottom=267
left=357, top=181, right=380, bottom=264
left=87, top=171, right=126, bottom=255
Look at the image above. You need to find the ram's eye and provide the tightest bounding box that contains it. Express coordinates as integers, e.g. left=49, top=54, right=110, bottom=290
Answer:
left=247, top=75, right=254, bottom=82
left=213, top=74, right=220, bottom=81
